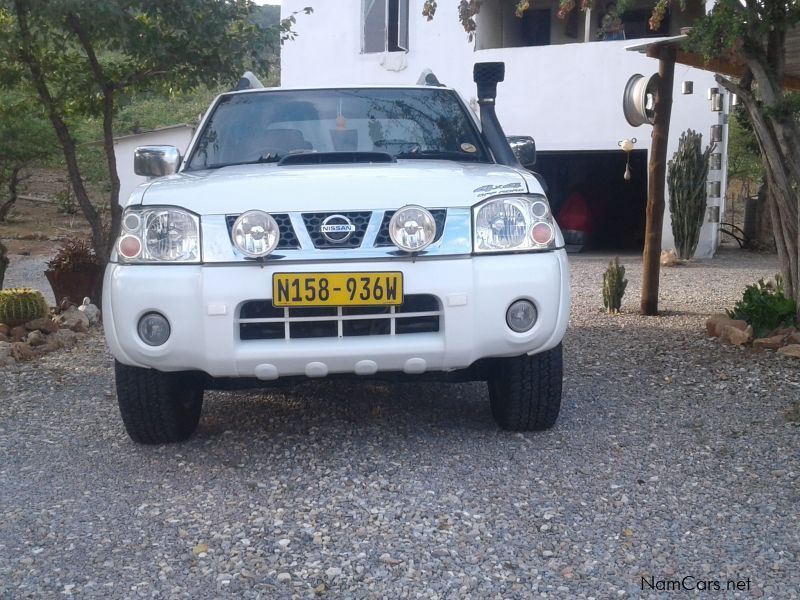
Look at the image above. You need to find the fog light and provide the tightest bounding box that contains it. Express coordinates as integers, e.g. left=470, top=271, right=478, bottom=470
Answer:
left=389, top=205, right=437, bottom=252
left=138, top=312, right=170, bottom=346
left=506, top=300, right=537, bottom=333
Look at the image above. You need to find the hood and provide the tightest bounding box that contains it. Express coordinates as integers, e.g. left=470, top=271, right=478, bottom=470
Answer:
left=137, top=161, right=537, bottom=214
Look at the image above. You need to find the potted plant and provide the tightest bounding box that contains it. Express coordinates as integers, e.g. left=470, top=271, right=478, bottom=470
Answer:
left=45, top=237, right=103, bottom=306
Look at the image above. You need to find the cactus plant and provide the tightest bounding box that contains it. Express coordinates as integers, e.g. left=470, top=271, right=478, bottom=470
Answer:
left=603, top=257, right=627, bottom=314
left=0, top=239, right=8, bottom=289
left=668, top=129, right=714, bottom=260
left=0, top=288, right=49, bottom=327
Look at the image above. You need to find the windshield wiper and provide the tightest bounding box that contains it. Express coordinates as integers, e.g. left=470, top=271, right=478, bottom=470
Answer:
left=200, top=154, right=283, bottom=170
left=395, top=150, right=484, bottom=162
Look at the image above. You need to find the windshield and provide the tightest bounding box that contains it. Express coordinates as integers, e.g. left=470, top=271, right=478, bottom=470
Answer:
left=185, top=88, right=490, bottom=170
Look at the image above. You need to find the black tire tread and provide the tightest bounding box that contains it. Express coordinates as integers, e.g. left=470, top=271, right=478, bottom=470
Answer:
left=489, top=344, right=563, bottom=431
left=115, top=361, right=203, bottom=444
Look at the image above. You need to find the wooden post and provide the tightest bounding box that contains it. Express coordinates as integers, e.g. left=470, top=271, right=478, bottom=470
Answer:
left=640, top=46, right=676, bottom=316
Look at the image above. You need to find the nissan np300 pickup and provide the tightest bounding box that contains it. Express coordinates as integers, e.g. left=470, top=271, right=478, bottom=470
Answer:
left=103, top=63, right=571, bottom=444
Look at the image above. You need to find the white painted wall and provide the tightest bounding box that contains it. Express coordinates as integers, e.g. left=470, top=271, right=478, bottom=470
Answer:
left=281, top=0, right=728, bottom=257
left=115, top=126, right=195, bottom=203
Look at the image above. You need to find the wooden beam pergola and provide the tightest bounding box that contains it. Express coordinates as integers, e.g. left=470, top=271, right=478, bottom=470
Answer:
left=638, top=30, right=800, bottom=91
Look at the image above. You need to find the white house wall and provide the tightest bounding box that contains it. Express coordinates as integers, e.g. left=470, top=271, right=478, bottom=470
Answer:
left=281, top=0, right=728, bottom=258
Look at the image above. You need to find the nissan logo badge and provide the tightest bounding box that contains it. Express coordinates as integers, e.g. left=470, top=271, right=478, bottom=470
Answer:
left=320, top=214, right=356, bottom=244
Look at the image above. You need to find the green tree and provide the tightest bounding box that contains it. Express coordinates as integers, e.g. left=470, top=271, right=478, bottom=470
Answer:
left=426, top=0, right=800, bottom=319
left=0, top=89, right=56, bottom=221
left=0, top=0, right=276, bottom=267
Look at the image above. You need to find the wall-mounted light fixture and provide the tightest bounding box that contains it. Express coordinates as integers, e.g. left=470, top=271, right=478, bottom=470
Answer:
left=731, top=94, right=739, bottom=107
left=618, top=137, right=637, bottom=181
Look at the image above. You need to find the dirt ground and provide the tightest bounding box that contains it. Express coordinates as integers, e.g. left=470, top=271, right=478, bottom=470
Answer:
left=1, top=169, right=93, bottom=257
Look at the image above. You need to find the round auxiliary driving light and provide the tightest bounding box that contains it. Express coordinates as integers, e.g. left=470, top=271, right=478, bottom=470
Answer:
left=232, top=210, right=280, bottom=257
left=138, top=312, right=171, bottom=346
left=506, top=300, right=538, bottom=333
left=389, top=205, right=436, bottom=252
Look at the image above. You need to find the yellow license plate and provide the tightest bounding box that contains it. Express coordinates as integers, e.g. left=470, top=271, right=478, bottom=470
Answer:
left=272, top=272, right=404, bottom=307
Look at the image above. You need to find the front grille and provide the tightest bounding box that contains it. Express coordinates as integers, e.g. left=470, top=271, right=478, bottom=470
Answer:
left=374, top=209, right=448, bottom=247
left=302, top=212, right=371, bottom=249
left=226, top=213, right=299, bottom=250
left=238, top=294, right=441, bottom=341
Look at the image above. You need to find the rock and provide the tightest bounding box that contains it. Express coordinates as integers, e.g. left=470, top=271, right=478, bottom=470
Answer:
left=325, top=567, right=341, bottom=578
left=191, top=543, right=208, bottom=555
left=723, top=324, right=753, bottom=346
left=0, top=341, right=13, bottom=363
left=10, top=326, right=28, bottom=342
left=24, top=317, right=58, bottom=334
left=777, top=344, right=800, bottom=359
left=706, top=314, right=749, bottom=338
left=0, top=323, right=9, bottom=336
left=78, top=298, right=100, bottom=325
left=49, top=329, right=79, bottom=349
left=277, top=572, right=291, bottom=583
left=56, top=307, right=90, bottom=333
left=380, top=553, right=403, bottom=565
left=26, top=330, right=47, bottom=347
left=10, top=341, right=34, bottom=361
left=788, top=331, right=800, bottom=345
left=660, top=249, right=680, bottom=267
left=753, top=335, right=786, bottom=351
left=767, top=326, right=796, bottom=337
left=0, top=333, right=8, bottom=343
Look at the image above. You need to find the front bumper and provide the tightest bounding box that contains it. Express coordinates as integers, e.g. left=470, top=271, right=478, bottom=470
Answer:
left=103, top=250, right=570, bottom=379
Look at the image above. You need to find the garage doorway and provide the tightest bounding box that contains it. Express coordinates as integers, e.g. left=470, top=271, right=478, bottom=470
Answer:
left=534, top=149, right=648, bottom=251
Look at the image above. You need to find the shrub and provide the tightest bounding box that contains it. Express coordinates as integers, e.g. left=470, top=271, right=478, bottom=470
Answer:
left=603, top=257, right=627, bottom=314
left=0, top=288, right=49, bottom=326
left=47, top=237, right=100, bottom=272
left=54, top=187, right=78, bottom=215
left=727, top=275, right=797, bottom=337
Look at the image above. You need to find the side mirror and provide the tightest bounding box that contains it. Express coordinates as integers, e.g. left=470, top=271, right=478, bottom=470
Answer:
left=507, top=136, right=536, bottom=167
left=134, top=145, right=181, bottom=177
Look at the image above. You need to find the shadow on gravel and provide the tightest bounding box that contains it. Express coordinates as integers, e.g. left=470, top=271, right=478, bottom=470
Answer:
left=196, top=380, right=496, bottom=440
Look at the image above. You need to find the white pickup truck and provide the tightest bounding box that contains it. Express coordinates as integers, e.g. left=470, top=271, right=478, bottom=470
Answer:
left=103, top=63, right=571, bottom=444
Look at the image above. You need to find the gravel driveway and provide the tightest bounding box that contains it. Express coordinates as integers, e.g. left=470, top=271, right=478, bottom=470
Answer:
left=1, top=248, right=797, bottom=598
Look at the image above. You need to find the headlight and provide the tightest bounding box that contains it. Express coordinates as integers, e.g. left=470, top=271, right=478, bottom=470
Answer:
left=389, top=205, right=437, bottom=252
left=232, top=210, right=280, bottom=257
left=116, top=207, right=200, bottom=263
left=473, top=194, right=558, bottom=253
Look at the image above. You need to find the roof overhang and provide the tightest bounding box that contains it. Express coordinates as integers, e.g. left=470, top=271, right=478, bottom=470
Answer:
left=626, top=32, right=800, bottom=91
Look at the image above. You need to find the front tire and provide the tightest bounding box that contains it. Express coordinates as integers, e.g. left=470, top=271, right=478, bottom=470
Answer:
left=114, top=361, right=204, bottom=444
left=488, top=344, right=563, bottom=431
